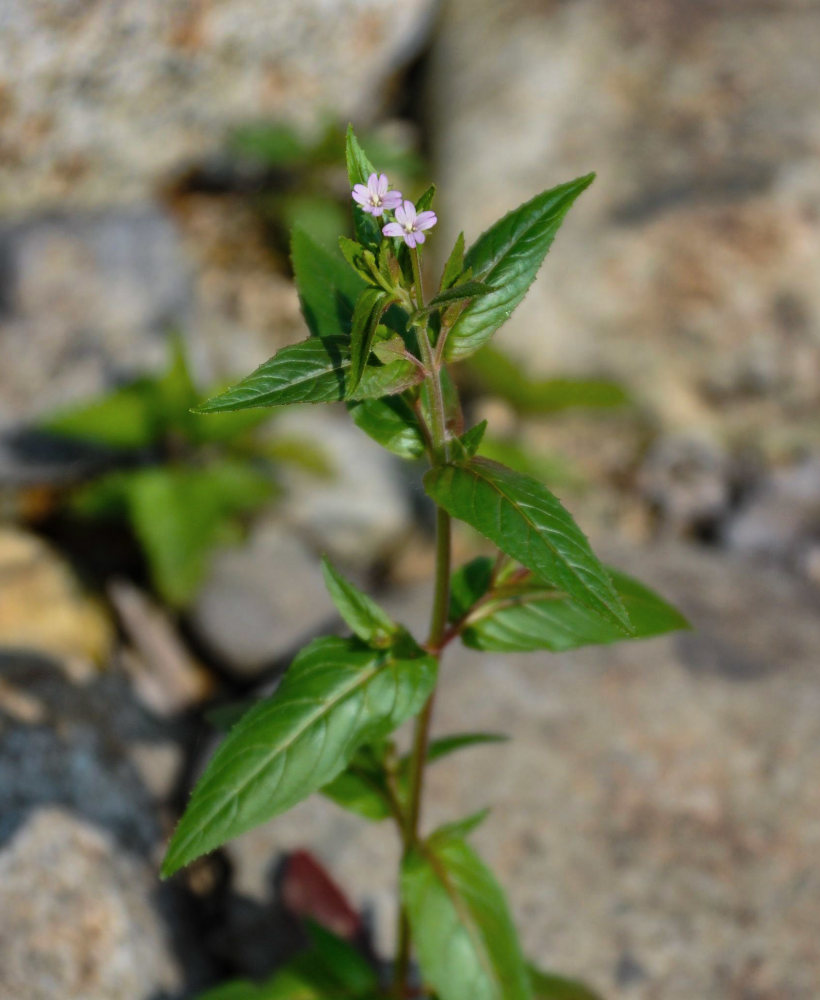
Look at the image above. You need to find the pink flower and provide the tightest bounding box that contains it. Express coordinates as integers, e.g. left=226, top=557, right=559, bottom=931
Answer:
left=382, top=200, right=437, bottom=249
left=351, top=172, right=403, bottom=217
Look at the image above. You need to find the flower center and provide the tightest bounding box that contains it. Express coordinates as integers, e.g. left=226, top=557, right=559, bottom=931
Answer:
left=403, top=220, right=415, bottom=233
left=372, top=194, right=382, bottom=206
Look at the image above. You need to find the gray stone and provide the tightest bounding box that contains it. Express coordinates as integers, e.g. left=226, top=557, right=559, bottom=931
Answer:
left=277, top=407, right=414, bottom=569
left=0, top=652, right=171, bottom=853
left=189, top=516, right=333, bottom=676
left=0, top=209, right=191, bottom=426
left=0, top=0, right=437, bottom=213
left=0, top=808, right=181, bottom=1000
left=724, top=457, right=820, bottom=576
left=224, top=542, right=820, bottom=997
left=430, top=0, right=820, bottom=451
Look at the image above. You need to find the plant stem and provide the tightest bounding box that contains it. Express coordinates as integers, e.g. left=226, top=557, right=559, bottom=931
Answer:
left=392, top=304, right=453, bottom=997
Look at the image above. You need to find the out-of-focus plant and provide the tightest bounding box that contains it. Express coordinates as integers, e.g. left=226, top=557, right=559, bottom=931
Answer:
left=40, top=338, right=327, bottom=607
left=162, top=128, right=689, bottom=999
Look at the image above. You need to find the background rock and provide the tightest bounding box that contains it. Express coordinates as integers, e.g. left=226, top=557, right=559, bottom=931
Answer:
left=0, top=209, right=191, bottom=427
left=0, top=527, right=113, bottom=679
left=0, top=0, right=437, bottom=214
left=0, top=808, right=182, bottom=1000
left=430, top=0, right=820, bottom=456
left=190, top=517, right=332, bottom=677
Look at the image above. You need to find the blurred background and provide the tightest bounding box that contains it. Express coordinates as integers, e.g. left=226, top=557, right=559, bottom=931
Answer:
left=1, top=1, right=819, bottom=997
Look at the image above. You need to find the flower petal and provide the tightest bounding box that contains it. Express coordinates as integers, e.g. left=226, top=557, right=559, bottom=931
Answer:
left=366, top=173, right=379, bottom=195
left=394, top=203, right=409, bottom=226
left=401, top=200, right=417, bottom=225
left=382, top=222, right=404, bottom=238
left=415, top=211, right=437, bottom=231
left=377, top=173, right=389, bottom=197
left=414, top=231, right=426, bottom=245
left=383, top=190, right=403, bottom=210
left=352, top=185, right=370, bottom=206
left=405, top=232, right=417, bottom=249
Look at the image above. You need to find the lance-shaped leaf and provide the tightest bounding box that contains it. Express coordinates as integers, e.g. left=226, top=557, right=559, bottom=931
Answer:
left=401, top=829, right=532, bottom=1000
left=445, top=174, right=595, bottom=360
left=195, top=338, right=417, bottom=413
left=347, top=287, right=394, bottom=396
left=291, top=224, right=365, bottom=339
left=162, top=636, right=436, bottom=876
left=463, top=566, right=689, bottom=653
left=349, top=396, right=427, bottom=459
left=440, top=232, right=465, bottom=291
left=449, top=420, right=488, bottom=462
left=424, top=458, right=631, bottom=631
left=345, top=125, right=382, bottom=249
left=419, top=280, right=494, bottom=317
left=321, top=556, right=399, bottom=647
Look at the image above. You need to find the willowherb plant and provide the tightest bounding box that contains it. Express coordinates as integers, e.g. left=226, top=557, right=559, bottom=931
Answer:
left=163, top=127, right=689, bottom=1000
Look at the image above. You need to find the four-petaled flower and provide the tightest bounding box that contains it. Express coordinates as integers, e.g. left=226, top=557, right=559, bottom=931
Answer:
left=351, top=173, right=403, bottom=217
left=382, top=201, right=437, bottom=249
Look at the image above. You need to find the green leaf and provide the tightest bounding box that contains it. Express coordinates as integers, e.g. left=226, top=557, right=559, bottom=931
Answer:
left=345, top=125, right=382, bottom=249
left=440, top=232, right=466, bottom=291
left=467, top=345, right=630, bottom=415
left=301, top=922, right=379, bottom=995
left=338, top=235, right=379, bottom=286
left=463, top=567, right=689, bottom=653
left=162, top=636, right=436, bottom=876
left=424, top=458, right=631, bottom=632
left=195, top=337, right=418, bottom=413
left=291, top=224, right=366, bottom=339
left=41, top=380, right=158, bottom=449
left=445, top=174, right=595, bottom=360
left=125, top=461, right=274, bottom=607
left=424, top=280, right=494, bottom=314
left=321, top=556, right=399, bottom=647
left=348, top=288, right=392, bottom=396
left=348, top=396, right=426, bottom=459
left=431, top=808, right=491, bottom=841
left=416, top=183, right=436, bottom=213
left=449, top=556, right=495, bottom=621
left=450, top=420, right=488, bottom=462
left=425, top=731, right=509, bottom=763
left=529, top=965, right=604, bottom=1000
left=402, top=832, right=533, bottom=1000
left=320, top=761, right=393, bottom=821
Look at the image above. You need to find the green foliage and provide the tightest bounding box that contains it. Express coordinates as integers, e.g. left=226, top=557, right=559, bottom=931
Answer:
left=467, top=345, right=630, bottom=416
left=320, top=730, right=508, bottom=824
left=196, top=337, right=420, bottom=413
left=450, top=557, right=689, bottom=653
left=345, top=124, right=382, bottom=249
left=348, top=396, right=426, bottom=459
left=163, top=126, right=691, bottom=999
left=445, top=175, right=595, bottom=360
left=321, top=556, right=399, bottom=647
left=124, top=462, right=274, bottom=607
left=425, top=458, right=632, bottom=632
left=40, top=338, right=306, bottom=606
left=162, top=636, right=436, bottom=876
left=348, top=288, right=395, bottom=396
left=401, top=827, right=533, bottom=1000
left=291, top=224, right=365, bottom=338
